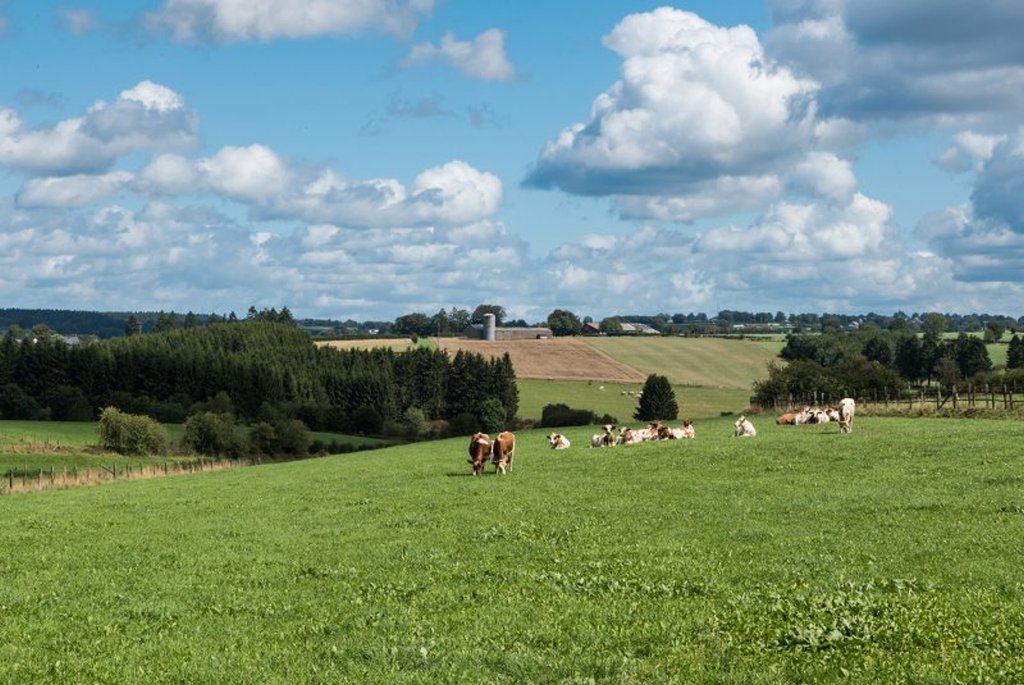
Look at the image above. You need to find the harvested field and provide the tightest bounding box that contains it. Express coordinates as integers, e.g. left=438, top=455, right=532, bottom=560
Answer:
left=316, top=338, right=415, bottom=353
left=431, top=337, right=646, bottom=382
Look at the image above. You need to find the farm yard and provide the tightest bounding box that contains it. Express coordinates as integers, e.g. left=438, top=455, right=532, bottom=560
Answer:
left=0, top=416, right=1023, bottom=682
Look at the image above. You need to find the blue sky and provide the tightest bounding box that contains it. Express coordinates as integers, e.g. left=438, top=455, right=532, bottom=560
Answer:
left=1, top=1, right=1022, bottom=323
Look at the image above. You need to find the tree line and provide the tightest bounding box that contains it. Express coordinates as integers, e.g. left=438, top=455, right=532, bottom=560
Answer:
left=0, top=321, right=519, bottom=442
left=753, top=316, right=1024, bottom=407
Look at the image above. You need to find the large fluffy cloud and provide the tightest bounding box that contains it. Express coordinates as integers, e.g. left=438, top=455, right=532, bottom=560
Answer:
left=0, top=81, right=197, bottom=176
left=917, top=131, right=1024, bottom=285
left=523, top=7, right=853, bottom=222
left=767, top=0, right=1024, bottom=126
left=145, top=0, right=435, bottom=42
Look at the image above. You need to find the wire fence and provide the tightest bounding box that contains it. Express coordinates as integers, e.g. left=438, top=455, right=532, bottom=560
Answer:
left=0, top=457, right=247, bottom=495
left=753, top=382, right=1024, bottom=414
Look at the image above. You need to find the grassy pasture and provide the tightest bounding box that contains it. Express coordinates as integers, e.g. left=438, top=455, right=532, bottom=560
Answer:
left=1, top=417, right=1022, bottom=682
left=585, top=336, right=781, bottom=388
left=0, top=421, right=384, bottom=480
left=517, top=378, right=751, bottom=421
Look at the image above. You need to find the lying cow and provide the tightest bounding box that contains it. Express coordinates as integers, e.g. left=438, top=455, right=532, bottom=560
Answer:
left=590, top=424, right=616, bottom=447
left=547, top=432, right=571, bottom=450
left=838, top=397, right=855, bottom=434
left=617, top=426, right=643, bottom=445
left=468, top=432, right=492, bottom=476
left=492, top=431, right=516, bottom=474
left=733, top=415, right=757, bottom=438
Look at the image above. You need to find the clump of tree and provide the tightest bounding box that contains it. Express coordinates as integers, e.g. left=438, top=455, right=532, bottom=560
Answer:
left=546, top=309, right=583, bottom=337
left=0, top=320, right=519, bottom=443
left=634, top=374, right=678, bottom=421
left=777, top=316, right=992, bottom=391
left=97, top=407, right=169, bottom=456
left=539, top=403, right=617, bottom=428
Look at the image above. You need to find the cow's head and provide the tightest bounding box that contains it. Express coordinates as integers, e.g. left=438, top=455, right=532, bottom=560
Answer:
left=468, top=432, right=491, bottom=476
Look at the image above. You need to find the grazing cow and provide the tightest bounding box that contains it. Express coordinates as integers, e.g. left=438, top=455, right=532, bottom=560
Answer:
left=591, top=424, right=616, bottom=448
left=492, top=431, right=516, bottom=474
left=547, top=432, right=571, bottom=450
left=838, top=398, right=855, bottom=434
left=733, top=416, right=757, bottom=438
left=468, top=432, right=492, bottom=476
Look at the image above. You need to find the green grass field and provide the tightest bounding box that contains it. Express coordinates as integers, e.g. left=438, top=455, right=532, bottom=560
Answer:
left=0, top=421, right=385, bottom=479
left=1, top=416, right=1022, bottom=682
left=517, top=378, right=751, bottom=421
left=586, top=337, right=782, bottom=388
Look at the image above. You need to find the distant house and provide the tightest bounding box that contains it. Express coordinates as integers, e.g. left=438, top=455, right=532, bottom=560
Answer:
left=582, top=321, right=661, bottom=336
left=620, top=322, right=660, bottom=335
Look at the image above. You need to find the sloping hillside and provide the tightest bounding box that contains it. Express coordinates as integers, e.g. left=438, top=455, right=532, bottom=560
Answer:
left=585, top=336, right=781, bottom=388
left=431, top=337, right=647, bottom=382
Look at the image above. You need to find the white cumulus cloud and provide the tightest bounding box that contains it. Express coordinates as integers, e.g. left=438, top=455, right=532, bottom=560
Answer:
left=145, top=0, right=434, bottom=42
left=400, top=29, right=518, bottom=80
left=0, top=81, right=197, bottom=176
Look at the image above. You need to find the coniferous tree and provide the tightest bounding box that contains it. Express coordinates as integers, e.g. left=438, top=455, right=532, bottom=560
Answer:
left=1008, top=335, right=1024, bottom=369
left=634, top=374, right=678, bottom=421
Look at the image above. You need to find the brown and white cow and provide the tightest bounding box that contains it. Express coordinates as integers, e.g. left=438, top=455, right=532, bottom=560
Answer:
left=838, top=397, right=855, bottom=434
left=547, top=432, right=571, bottom=450
left=590, top=424, right=616, bottom=447
left=492, top=431, right=516, bottom=474
left=467, top=432, right=492, bottom=476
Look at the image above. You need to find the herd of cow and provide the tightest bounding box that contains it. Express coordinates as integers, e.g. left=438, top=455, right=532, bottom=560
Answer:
left=466, top=398, right=856, bottom=475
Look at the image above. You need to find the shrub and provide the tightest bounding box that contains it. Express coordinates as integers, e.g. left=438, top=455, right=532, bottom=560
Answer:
left=183, top=411, right=246, bottom=458
left=540, top=403, right=599, bottom=427
left=275, top=419, right=312, bottom=457
left=348, top=405, right=384, bottom=435
left=478, top=398, right=507, bottom=433
left=402, top=406, right=428, bottom=440
left=97, top=407, right=169, bottom=456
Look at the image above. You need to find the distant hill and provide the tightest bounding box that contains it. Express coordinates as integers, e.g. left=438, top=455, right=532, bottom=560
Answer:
left=0, top=308, right=131, bottom=338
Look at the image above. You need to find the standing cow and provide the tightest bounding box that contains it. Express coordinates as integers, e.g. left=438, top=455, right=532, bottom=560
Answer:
left=838, top=398, right=856, bottom=434
left=467, top=432, right=492, bottom=476
left=492, top=431, right=516, bottom=474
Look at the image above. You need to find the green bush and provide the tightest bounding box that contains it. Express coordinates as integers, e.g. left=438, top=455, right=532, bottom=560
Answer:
left=478, top=398, right=507, bottom=433
left=539, top=403, right=599, bottom=427
left=183, top=411, right=247, bottom=458
left=97, top=406, right=169, bottom=456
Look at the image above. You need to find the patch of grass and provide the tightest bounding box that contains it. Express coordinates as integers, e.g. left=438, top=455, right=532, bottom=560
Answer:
left=585, top=337, right=781, bottom=388
left=517, top=378, right=751, bottom=421
left=0, top=417, right=1022, bottom=681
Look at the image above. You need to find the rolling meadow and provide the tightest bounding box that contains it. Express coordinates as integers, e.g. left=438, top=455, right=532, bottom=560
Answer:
left=1, top=335, right=1022, bottom=682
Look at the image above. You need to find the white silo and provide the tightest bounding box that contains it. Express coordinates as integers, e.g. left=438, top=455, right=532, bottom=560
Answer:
left=483, top=313, right=496, bottom=341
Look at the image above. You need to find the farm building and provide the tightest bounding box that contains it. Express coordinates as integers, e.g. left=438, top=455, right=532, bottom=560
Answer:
left=462, top=313, right=553, bottom=340
left=582, top=321, right=660, bottom=335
